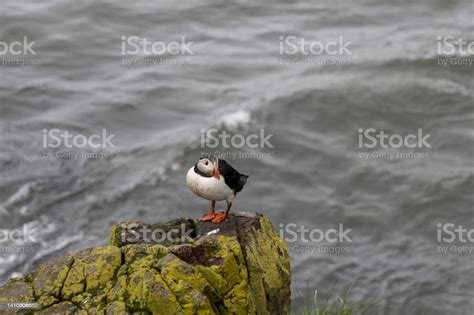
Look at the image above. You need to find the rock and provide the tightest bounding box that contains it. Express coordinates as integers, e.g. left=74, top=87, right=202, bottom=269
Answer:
left=35, top=301, right=78, bottom=315
left=110, top=218, right=196, bottom=247
left=32, top=254, right=73, bottom=307
left=0, top=212, right=291, bottom=314
left=106, top=301, right=128, bottom=315
left=0, top=278, right=35, bottom=314
left=62, top=246, right=122, bottom=301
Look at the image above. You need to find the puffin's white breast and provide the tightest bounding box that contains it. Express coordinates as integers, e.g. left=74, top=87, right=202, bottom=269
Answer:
left=186, top=167, right=234, bottom=201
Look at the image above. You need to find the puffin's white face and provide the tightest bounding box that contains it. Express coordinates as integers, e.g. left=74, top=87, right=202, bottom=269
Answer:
left=196, top=158, right=215, bottom=176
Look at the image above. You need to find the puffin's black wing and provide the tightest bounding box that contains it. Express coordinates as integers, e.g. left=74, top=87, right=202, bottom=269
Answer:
left=218, top=159, right=249, bottom=194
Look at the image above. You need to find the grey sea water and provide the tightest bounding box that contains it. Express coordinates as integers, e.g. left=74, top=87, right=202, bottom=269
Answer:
left=0, top=1, right=473, bottom=314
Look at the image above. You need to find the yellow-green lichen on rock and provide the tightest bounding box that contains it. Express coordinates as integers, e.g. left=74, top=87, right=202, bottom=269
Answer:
left=0, top=212, right=290, bottom=314
left=158, top=254, right=216, bottom=313
left=33, top=253, right=73, bottom=307
left=0, top=277, right=36, bottom=314
left=242, top=216, right=291, bottom=315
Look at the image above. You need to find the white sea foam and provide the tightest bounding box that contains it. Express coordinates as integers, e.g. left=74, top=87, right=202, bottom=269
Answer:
left=4, top=183, right=33, bottom=207
left=217, top=110, right=251, bottom=131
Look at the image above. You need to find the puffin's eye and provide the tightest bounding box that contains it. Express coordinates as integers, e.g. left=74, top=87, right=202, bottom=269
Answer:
left=204, top=161, right=209, bottom=165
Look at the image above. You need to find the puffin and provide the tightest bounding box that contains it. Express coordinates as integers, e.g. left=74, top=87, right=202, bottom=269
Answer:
left=186, top=157, right=249, bottom=223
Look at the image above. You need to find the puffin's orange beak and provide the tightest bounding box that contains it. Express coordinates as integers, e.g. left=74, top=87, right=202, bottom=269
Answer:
left=213, top=160, right=220, bottom=179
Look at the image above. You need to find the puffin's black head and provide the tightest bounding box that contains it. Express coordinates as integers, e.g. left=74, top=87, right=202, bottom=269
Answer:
left=196, top=157, right=213, bottom=176
left=196, top=157, right=220, bottom=179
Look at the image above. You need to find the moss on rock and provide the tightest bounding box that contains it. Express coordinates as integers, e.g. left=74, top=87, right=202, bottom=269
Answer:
left=33, top=253, right=73, bottom=307
left=158, top=254, right=216, bottom=313
left=242, top=216, right=291, bottom=315
left=35, top=301, right=78, bottom=314
left=0, top=212, right=290, bottom=314
left=0, top=277, right=36, bottom=314
left=106, top=300, right=129, bottom=314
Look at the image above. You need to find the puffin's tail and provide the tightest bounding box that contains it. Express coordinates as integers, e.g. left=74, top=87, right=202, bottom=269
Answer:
left=240, top=174, right=249, bottom=186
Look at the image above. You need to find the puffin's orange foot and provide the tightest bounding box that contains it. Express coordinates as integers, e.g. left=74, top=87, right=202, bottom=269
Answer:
left=211, top=212, right=227, bottom=224
left=199, top=213, right=216, bottom=222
